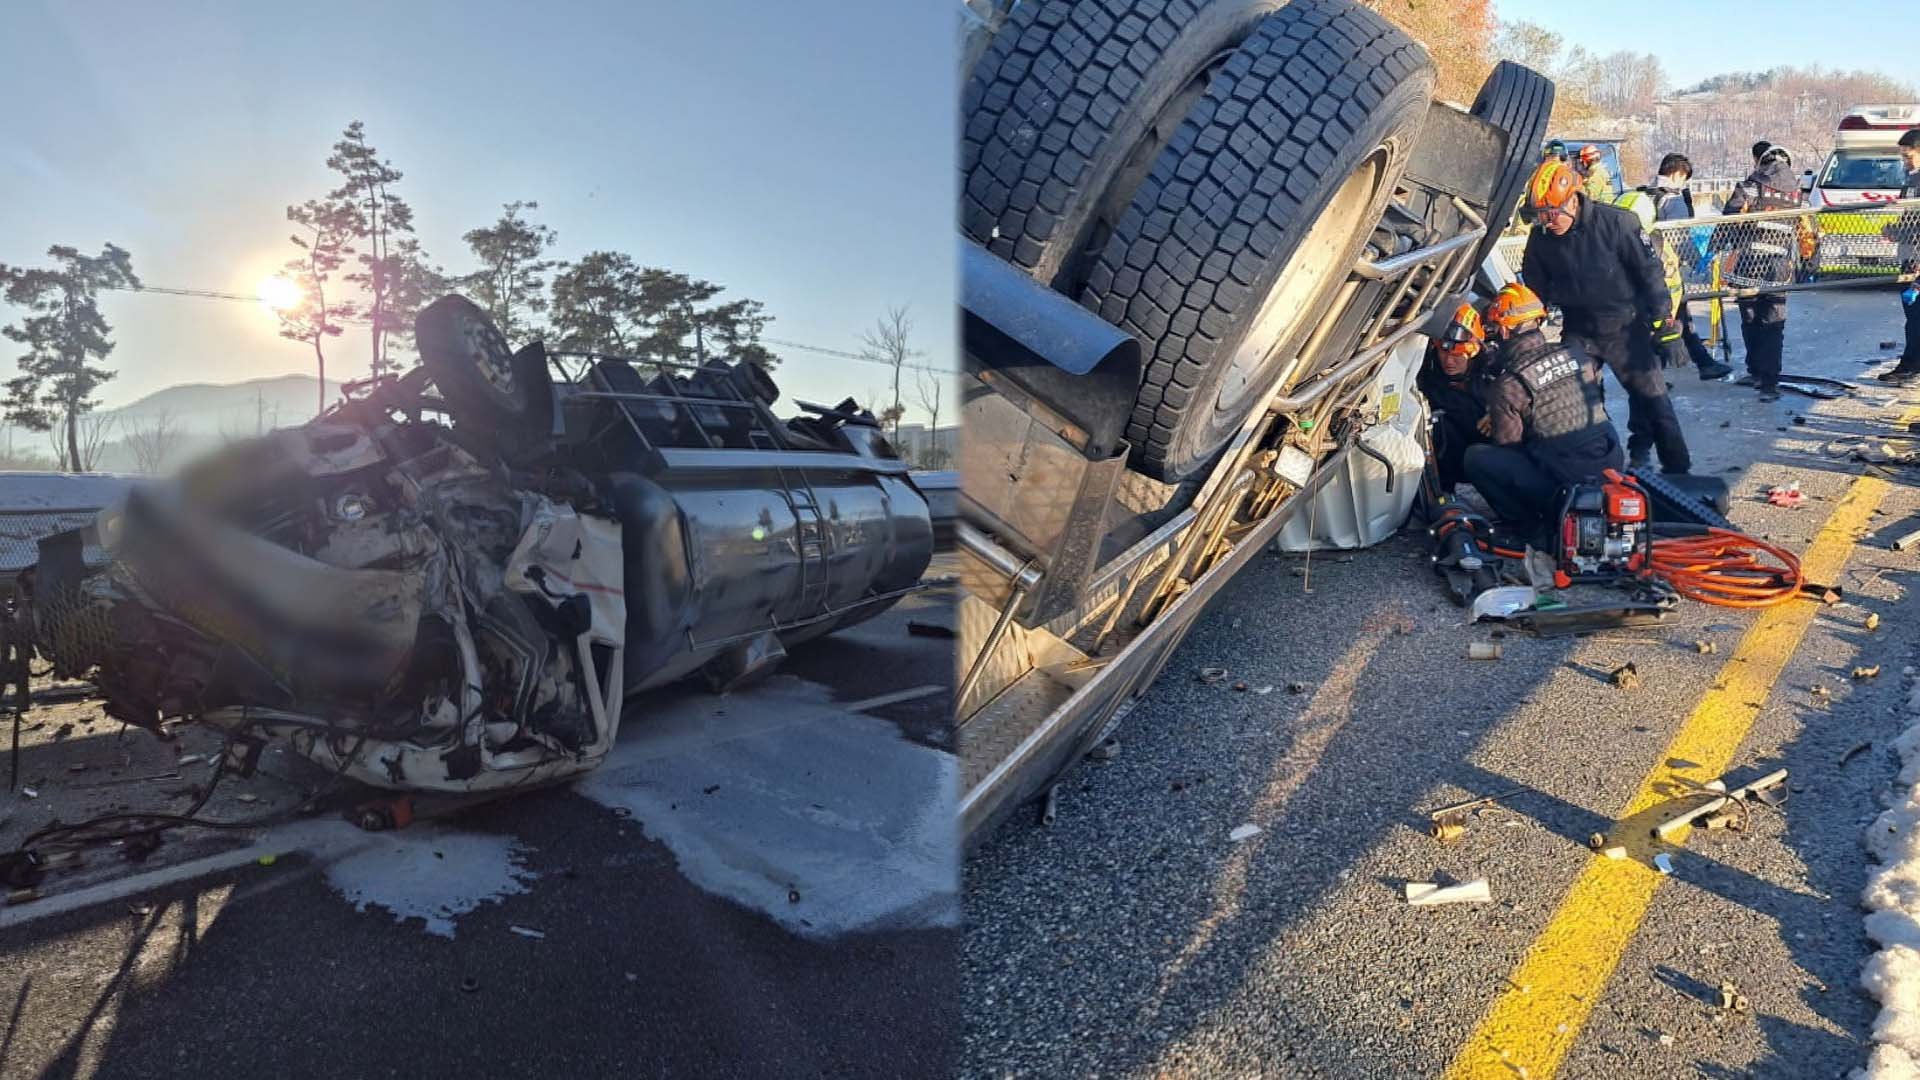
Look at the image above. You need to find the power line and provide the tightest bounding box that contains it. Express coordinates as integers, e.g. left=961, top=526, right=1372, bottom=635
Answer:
left=99, top=282, right=960, bottom=375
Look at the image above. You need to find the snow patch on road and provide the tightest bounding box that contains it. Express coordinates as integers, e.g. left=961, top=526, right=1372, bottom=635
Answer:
left=323, top=825, right=538, bottom=938
left=577, top=677, right=959, bottom=940
left=1856, top=677, right=1920, bottom=1079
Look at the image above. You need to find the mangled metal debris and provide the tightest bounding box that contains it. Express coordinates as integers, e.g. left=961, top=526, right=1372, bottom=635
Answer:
left=13, top=296, right=934, bottom=798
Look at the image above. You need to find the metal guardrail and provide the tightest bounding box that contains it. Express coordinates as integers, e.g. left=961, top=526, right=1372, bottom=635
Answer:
left=1648, top=197, right=1919, bottom=300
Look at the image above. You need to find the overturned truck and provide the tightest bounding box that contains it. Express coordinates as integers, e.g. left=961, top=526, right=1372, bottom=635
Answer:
left=21, top=297, right=933, bottom=793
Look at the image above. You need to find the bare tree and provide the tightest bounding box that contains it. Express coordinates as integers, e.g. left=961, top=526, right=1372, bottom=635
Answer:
left=859, top=306, right=922, bottom=442
left=913, top=366, right=948, bottom=469
left=49, top=410, right=117, bottom=472
left=124, top=410, right=181, bottom=473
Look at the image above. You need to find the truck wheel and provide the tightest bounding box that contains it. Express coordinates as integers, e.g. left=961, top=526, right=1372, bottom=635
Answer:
left=1467, top=61, right=1554, bottom=269
left=1085, top=0, right=1434, bottom=482
left=962, top=0, right=1285, bottom=293
left=415, top=295, right=537, bottom=434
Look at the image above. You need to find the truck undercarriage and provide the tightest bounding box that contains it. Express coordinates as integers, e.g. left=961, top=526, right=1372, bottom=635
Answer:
left=955, top=0, right=1557, bottom=843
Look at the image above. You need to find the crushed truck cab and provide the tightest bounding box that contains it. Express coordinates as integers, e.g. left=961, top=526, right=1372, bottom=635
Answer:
left=20, top=295, right=933, bottom=794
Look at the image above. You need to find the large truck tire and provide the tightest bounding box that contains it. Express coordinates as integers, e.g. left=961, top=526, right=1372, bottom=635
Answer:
left=1467, top=61, right=1554, bottom=270
left=961, top=0, right=1285, bottom=293
left=1084, top=0, right=1434, bottom=482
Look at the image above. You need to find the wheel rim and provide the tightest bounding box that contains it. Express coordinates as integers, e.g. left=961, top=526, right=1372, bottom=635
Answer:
left=459, top=315, right=516, bottom=397
left=1212, top=145, right=1390, bottom=423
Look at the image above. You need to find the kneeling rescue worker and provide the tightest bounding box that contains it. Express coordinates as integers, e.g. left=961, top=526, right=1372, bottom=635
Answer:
left=1417, top=302, right=1490, bottom=492
left=1461, top=284, right=1625, bottom=546
left=1520, top=157, right=1692, bottom=474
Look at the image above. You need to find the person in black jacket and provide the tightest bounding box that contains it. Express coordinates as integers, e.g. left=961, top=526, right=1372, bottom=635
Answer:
left=1417, top=302, right=1491, bottom=492
left=1720, top=143, right=1803, bottom=400
left=1462, top=283, right=1625, bottom=544
left=1519, top=158, right=1692, bottom=474
left=1876, top=128, right=1920, bottom=385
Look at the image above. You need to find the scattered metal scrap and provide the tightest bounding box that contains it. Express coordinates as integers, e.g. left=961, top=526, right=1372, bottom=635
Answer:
left=1404, top=879, right=1491, bottom=906
left=1651, top=768, right=1787, bottom=841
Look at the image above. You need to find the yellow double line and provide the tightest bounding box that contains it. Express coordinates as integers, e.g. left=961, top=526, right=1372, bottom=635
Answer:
left=1441, top=470, right=1894, bottom=1079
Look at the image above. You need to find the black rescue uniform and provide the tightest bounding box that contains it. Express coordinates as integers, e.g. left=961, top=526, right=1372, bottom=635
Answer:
left=1520, top=192, right=1691, bottom=473
left=1416, top=341, right=1488, bottom=492
left=1462, top=328, right=1625, bottom=543
left=1720, top=157, right=1803, bottom=388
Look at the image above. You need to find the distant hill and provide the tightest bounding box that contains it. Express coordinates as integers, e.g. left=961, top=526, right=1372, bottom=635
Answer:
left=106, top=373, right=341, bottom=437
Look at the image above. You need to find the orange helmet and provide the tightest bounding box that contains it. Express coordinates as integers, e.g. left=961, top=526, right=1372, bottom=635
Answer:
left=1577, top=144, right=1603, bottom=167
left=1436, top=302, right=1484, bottom=368
left=1527, top=159, right=1580, bottom=212
left=1485, top=283, right=1547, bottom=334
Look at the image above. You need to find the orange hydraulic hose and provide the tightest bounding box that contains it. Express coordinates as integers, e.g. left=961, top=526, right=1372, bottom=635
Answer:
left=1647, top=527, right=1803, bottom=608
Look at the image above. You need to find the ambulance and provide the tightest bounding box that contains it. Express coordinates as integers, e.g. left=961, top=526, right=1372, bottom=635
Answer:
left=1807, top=104, right=1919, bottom=275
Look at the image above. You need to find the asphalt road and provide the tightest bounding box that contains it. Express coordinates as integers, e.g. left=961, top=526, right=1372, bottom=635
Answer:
left=0, top=568, right=958, bottom=1080
left=963, top=288, right=1920, bottom=1078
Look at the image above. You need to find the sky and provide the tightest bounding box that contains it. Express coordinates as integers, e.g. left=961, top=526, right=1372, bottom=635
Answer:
left=0, top=0, right=957, bottom=424
left=1496, top=0, right=1918, bottom=89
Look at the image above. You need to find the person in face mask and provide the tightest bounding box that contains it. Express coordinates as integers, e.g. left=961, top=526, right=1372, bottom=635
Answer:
left=1632, top=153, right=1733, bottom=380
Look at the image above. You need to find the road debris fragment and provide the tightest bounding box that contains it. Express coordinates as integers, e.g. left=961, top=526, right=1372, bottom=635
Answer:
left=1866, top=612, right=1882, bottom=632
left=1654, top=853, right=1674, bottom=875
left=1841, top=741, right=1873, bottom=767
left=1229, top=823, right=1263, bottom=843
left=1430, top=816, right=1467, bottom=844
left=1087, top=740, right=1118, bottom=763
left=1766, top=484, right=1805, bottom=508
left=1467, top=642, right=1503, bottom=661
left=1652, top=768, right=1787, bottom=841
left=1287, top=682, right=1309, bottom=695
left=1693, top=639, right=1717, bottom=655
left=1404, top=879, right=1491, bottom=906
left=1717, top=980, right=1751, bottom=1014
left=508, top=925, right=547, bottom=940
left=1610, top=663, right=1641, bottom=690
left=1197, top=667, right=1230, bottom=685
left=1811, top=684, right=1832, bottom=700
left=1893, top=528, right=1920, bottom=554
left=1854, top=665, right=1882, bottom=681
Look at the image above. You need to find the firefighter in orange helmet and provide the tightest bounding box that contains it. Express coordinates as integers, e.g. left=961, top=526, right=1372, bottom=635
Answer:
left=1417, top=302, right=1491, bottom=492
left=1519, top=158, right=1693, bottom=474
left=1461, top=283, right=1626, bottom=544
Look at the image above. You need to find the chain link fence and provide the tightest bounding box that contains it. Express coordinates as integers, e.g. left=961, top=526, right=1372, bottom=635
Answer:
left=1648, top=197, right=1920, bottom=300
left=0, top=509, right=108, bottom=594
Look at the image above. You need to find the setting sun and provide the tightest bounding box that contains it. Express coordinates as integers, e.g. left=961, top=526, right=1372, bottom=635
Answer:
left=256, top=274, right=303, bottom=312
